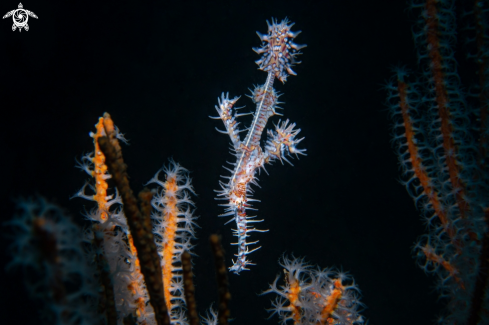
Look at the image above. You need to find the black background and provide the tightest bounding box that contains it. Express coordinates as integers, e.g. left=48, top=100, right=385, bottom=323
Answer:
left=2, top=0, right=478, bottom=324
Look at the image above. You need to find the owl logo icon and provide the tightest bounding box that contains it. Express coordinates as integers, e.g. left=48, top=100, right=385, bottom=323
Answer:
left=3, top=3, right=38, bottom=32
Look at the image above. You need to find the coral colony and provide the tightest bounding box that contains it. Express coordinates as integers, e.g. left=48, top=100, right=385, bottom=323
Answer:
left=385, top=0, right=489, bottom=324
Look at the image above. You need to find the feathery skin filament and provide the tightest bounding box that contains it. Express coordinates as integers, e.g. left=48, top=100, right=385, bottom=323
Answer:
left=211, top=18, right=306, bottom=274
left=147, top=161, right=198, bottom=324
